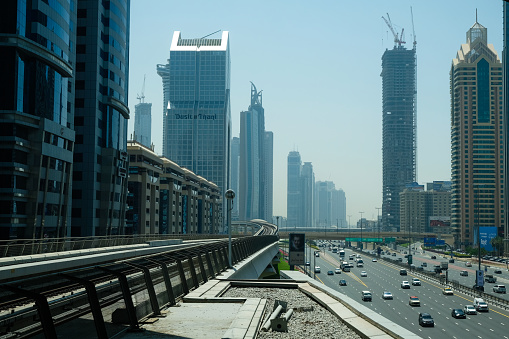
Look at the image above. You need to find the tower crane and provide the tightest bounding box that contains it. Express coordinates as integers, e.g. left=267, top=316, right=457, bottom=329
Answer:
left=382, top=13, right=406, bottom=48
left=410, top=6, right=417, bottom=49
left=137, top=74, right=146, bottom=103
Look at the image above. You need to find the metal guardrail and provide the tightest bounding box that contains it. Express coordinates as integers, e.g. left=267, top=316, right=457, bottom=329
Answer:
left=0, top=235, right=279, bottom=338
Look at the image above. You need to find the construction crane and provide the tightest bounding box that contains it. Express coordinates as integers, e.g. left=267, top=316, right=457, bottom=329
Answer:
left=382, top=13, right=406, bottom=48
left=410, top=7, right=417, bottom=49
left=137, top=74, right=146, bottom=103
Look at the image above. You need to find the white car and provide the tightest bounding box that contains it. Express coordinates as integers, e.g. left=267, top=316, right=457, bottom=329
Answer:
left=401, top=281, right=410, bottom=289
left=382, top=291, right=393, bottom=300
left=464, top=305, right=477, bottom=315
left=335, top=268, right=342, bottom=274
left=372, top=258, right=377, bottom=262
left=314, top=266, right=321, bottom=273
left=412, top=278, right=421, bottom=286
left=361, top=271, right=367, bottom=277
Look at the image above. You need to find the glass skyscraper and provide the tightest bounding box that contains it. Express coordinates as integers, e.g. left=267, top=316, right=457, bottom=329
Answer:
left=239, top=83, right=273, bottom=222
left=134, top=101, right=152, bottom=148
left=0, top=1, right=76, bottom=240
left=164, top=31, right=231, bottom=229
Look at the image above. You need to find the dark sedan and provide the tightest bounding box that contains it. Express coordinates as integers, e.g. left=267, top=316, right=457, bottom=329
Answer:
left=418, top=312, right=434, bottom=327
left=339, top=280, right=347, bottom=286
left=451, top=308, right=466, bottom=319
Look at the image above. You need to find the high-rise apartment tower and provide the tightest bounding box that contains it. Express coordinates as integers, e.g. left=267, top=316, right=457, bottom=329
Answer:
left=451, top=19, right=504, bottom=249
left=381, top=41, right=417, bottom=232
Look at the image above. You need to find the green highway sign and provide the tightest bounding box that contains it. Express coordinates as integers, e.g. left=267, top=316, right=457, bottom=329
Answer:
left=384, top=237, right=396, bottom=243
left=345, top=238, right=383, bottom=242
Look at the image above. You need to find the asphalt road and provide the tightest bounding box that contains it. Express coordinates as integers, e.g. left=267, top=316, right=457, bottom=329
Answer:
left=310, top=243, right=509, bottom=339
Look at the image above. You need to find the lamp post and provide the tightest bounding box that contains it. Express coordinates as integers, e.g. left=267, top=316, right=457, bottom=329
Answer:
left=359, top=212, right=364, bottom=250
left=376, top=207, right=382, bottom=245
left=347, top=215, right=352, bottom=248
left=225, top=189, right=235, bottom=268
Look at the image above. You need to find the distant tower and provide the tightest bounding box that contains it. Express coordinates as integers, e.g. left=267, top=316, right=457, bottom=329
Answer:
left=239, top=83, right=273, bottom=222
left=381, top=14, right=417, bottom=232
left=134, top=76, right=152, bottom=147
left=451, top=18, right=503, bottom=250
left=504, top=1, right=509, bottom=255
left=231, top=137, right=240, bottom=220
left=287, top=151, right=303, bottom=228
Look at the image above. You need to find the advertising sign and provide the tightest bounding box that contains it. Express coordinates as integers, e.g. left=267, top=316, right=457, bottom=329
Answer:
left=476, top=270, right=485, bottom=287
left=429, top=217, right=451, bottom=228
left=289, top=233, right=305, bottom=266
left=437, top=240, right=445, bottom=245
left=474, top=227, right=498, bottom=252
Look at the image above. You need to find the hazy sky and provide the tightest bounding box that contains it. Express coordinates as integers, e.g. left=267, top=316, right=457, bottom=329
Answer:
left=127, top=1, right=503, bottom=224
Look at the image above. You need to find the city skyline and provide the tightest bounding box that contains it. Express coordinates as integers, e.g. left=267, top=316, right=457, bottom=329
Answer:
left=127, top=1, right=503, bottom=222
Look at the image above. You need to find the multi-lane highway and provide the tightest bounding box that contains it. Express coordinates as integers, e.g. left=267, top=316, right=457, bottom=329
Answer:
left=309, top=243, right=509, bottom=339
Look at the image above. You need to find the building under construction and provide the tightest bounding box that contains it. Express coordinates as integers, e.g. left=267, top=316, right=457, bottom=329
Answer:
left=381, top=38, right=417, bottom=232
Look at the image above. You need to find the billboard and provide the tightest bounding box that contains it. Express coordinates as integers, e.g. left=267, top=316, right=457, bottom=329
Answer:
left=473, top=227, right=498, bottom=252
left=429, top=216, right=450, bottom=228
left=289, top=233, right=305, bottom=265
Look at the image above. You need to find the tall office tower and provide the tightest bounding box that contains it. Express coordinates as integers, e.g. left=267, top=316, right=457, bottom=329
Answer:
left=134, top=101, right=152, bottom=148
left=301, top=162, right=314, bottom=227
left=264, top=131, right=274, bottom=222
left=315, top=181, right=334, bottom=227
left=287, top=151, right=303, bottom=228
left=0, top=1, right=76, bottom=240
left=231, top=137, right=240, bottom=220
left=239, top=83, right=273, bottom=222
left=164, top=31, right=231, bottom=228
left=451, top=19, right=504, bottom=250
left=72, top=0, right=130, bottom=236
left=503, top=1, right=509, bottom=255
left=381, top=41, right=417, bottom=232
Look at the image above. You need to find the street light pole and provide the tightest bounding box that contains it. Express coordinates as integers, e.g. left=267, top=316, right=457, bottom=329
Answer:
left=225, top=189, right=235, bottom=268
left=347, top=215, right=352, bottom=248
left=359, top=212, right=364, bottom=250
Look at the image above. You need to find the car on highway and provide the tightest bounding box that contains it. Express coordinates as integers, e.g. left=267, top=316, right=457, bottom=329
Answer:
left=485, top=274, right=497, bottom=283
left=442, top=287, right=453, bottom=295
left=412, top=278, right=421, bottom=286
left=392, top=253, right=396, bottom=256
left=494, top=269, right=503, bottom=274
left=464, top=305, right=477, bottom=315
left=400, top=269, right=407, bottom=275
left=339, top=279, right=347, bottom=286
left=305, top=261, right=310, bottom=266
left=314, top=266, right=321, bottom=273
left=357, top=262, right=364, bottom=268
left=382, top=291, right=393, bottom=300
left=421, top=262, right=427, bottom=267
left=431, top=255, right=437, bottom=259
left=460, top=270, right=468, bottom=276
left=465, top=262, right=472, bottom=267
left=451, top=308, right=466, bottom=319
left=335, top=268, right=341, bottom=274
left=401, top=281, right=410, bottom=289
left=349, top=255, right=354, bottom=260
left=409, top=296, right=420, bottom=306
left=327, top=270, right=334, bottom=275
left=360, top=271, right=367, bottom=277
left=493, top=284, right=506, bottom=293
left=449, top=258, right=455, bottom=263
left=397, top=258, right=403, bottom=262
left=361, top=291, right=372, bottom=301
left=372, top=258, right=377, bottom=262
left=474, top=298, right=489, bottom=312
left=418, top=312, right=434, bottom=327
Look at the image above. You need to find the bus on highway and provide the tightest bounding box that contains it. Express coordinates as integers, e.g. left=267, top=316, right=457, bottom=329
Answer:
left=339, top=249, right=345, bottom=258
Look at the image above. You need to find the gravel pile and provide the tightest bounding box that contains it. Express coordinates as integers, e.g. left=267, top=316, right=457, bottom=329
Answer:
left=223, top=287, right=362, bottom=339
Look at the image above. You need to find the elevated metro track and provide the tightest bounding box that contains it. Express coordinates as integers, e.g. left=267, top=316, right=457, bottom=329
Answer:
left=0, top=221, right=278, bottom=338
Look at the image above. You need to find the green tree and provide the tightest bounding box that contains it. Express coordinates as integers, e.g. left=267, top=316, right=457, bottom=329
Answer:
left=491, top=236, right=504, bottom=256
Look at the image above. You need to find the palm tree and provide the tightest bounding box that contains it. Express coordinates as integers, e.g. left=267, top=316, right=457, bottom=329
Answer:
left=491, top=236, right=504, bottom=257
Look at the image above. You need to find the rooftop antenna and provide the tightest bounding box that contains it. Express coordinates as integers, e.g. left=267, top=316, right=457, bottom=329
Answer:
left=200, top=30, right=221, bottom=39
left=137, top=74, right=146, bottom=103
